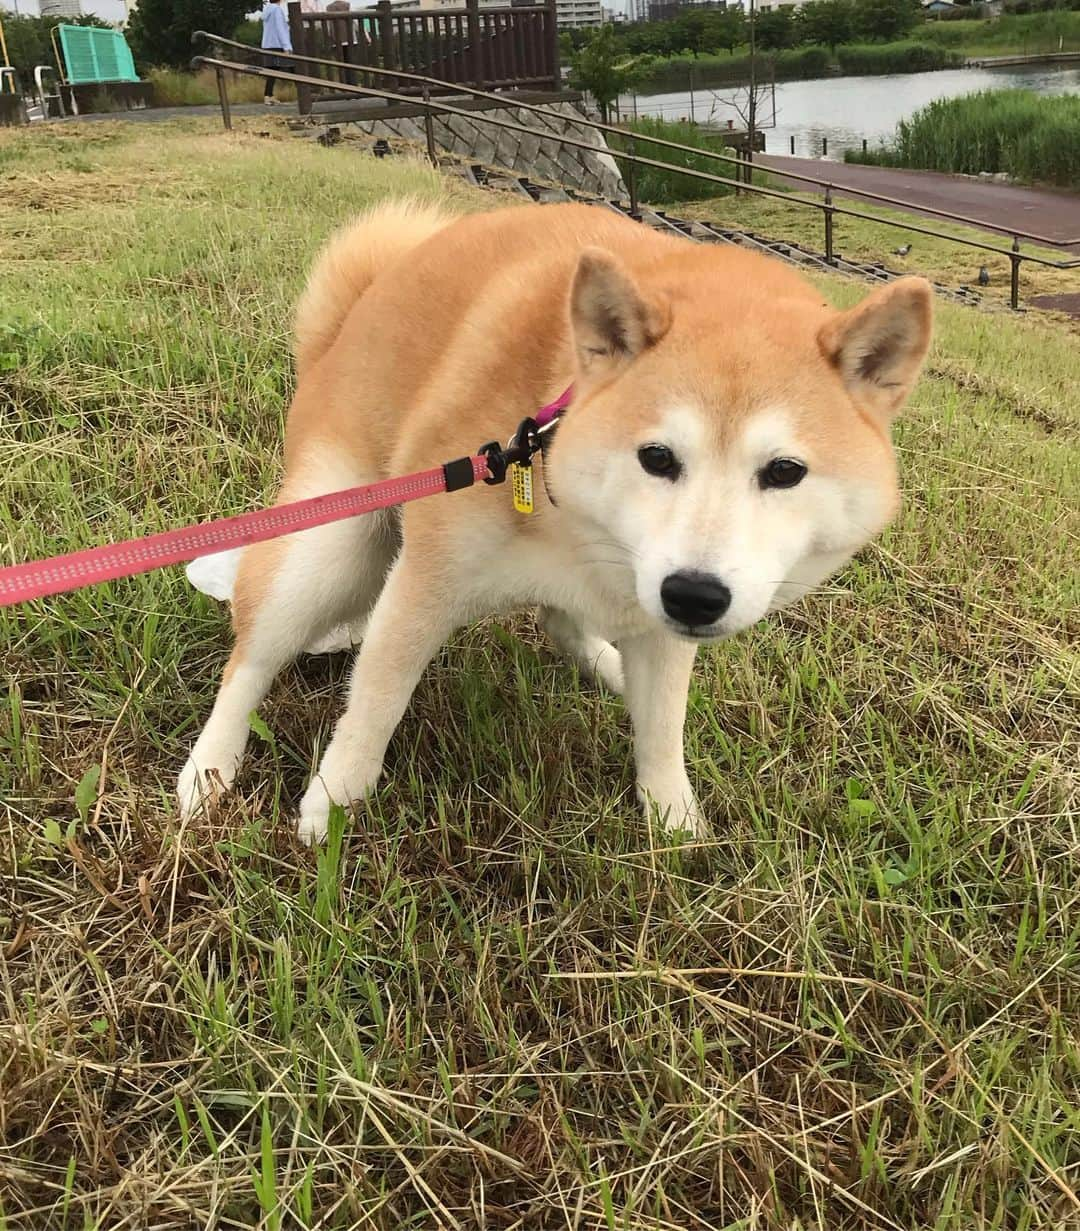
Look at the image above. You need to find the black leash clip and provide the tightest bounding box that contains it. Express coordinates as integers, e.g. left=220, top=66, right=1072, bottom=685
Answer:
left=479, top=417, right=542, bottom=486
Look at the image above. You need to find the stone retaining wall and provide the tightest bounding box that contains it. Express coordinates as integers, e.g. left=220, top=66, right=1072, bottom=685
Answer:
left=341, top=99, right=624, bottom=198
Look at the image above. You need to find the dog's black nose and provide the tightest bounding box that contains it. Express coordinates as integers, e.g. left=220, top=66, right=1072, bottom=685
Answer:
left=660, top=572, right=731, bottom=627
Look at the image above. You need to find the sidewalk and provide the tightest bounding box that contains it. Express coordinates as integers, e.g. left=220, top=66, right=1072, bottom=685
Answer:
left=756, top=154, right=1080, bottom=251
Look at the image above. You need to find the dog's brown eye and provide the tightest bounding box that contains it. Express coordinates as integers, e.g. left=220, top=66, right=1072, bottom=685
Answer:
left=761, top=458, right=807, bottom=489
left=638, top=445, right=681, bottom=480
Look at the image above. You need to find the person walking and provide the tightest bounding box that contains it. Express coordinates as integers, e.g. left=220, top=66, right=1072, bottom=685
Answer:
left=260, top=0, right=293, bottom=105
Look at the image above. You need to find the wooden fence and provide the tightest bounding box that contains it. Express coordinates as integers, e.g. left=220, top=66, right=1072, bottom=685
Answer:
left=286, top=0, right=560, bottom=113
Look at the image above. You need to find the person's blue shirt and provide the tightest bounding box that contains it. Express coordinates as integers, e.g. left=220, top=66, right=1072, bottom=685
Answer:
left=261, top=2, right=292, bottom=50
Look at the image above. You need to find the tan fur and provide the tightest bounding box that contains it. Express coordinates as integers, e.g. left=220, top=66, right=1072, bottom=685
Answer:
left=292, top=197, right=452, bottom=376
left=179, top=202, right=932, bottom=841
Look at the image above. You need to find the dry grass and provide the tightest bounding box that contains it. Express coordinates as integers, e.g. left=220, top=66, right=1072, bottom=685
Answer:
left=1, top=119, right=1079, bottom=1230
left=147, top=67, right=299, bottom=108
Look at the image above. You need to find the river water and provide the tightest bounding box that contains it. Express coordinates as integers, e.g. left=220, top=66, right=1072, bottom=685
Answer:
left=630, top=63, right=1080, bottom=159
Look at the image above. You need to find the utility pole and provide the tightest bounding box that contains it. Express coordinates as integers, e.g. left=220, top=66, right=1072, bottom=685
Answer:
left=747, top=0, right=756, bottom=183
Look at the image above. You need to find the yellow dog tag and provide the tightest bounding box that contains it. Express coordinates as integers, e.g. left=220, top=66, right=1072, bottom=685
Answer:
left=511, top=461, right=534, bottom=514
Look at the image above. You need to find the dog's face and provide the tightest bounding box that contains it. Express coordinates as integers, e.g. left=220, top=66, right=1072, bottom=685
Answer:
left=551, top=249, right=933, bottom=641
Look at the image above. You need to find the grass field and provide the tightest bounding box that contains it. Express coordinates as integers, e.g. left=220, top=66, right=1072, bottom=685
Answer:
left=915, top=10, right=1080, bottom=60
left=2, top=120, right=1079, bottom=1230
left=673, top=189, right=1080, bottom=316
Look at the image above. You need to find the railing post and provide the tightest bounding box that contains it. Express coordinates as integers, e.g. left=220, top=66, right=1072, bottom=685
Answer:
left=1010, top=235, right=1022, bottom=310
left=466, top=0, right=483, bottom=88
left=287, top=2, right=312, bottom=115
left=626, top=139, right=638, bottom=219
left=546, top=0, right=559, bottom=88
left=422, top=83, right=437, bottom=165
left=215, top=65, right=232, bottom=130
left=824, top=186, right=835, bottom=265
left=377, top=1, right=396, bottom=79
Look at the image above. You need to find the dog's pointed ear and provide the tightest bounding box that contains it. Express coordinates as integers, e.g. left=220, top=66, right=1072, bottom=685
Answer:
left=570, top=248, right=669, bottom=376
left=818, top=277, right=933, bottom=421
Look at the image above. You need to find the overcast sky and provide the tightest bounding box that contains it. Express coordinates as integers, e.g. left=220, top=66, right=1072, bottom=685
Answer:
left=0, top=0, right=129, bottom=19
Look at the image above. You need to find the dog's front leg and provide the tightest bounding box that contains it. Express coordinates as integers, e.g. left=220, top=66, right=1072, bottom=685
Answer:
left=296, top=554, right=459, bottom=844
left=620, top=630, right=706, bottom=837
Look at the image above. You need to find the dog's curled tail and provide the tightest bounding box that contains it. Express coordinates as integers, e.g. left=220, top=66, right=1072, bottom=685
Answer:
left=293, top=198, right=452, bottom=375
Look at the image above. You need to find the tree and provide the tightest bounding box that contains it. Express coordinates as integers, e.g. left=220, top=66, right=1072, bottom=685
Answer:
left=754, top=7, right=797, bottom=50
left=127, top=0, right=254, bottom=69
left=670, top=10, right=711, bottom=56
left=853, top=0, right=921, bottom=41
left=796, top=0, right=856, bottom=50
left=622, top=21, right=678, bottom=56
left=707, top=8, right=748, bottom=55
left=0, top=13, right=110, bottom=90
left=569, top=24, right=652, bottom=124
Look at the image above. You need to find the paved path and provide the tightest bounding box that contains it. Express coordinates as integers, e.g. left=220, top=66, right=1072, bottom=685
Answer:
left=55, top=103, right=274, bottom=123
left=756, top=154, right=1080, bottom=252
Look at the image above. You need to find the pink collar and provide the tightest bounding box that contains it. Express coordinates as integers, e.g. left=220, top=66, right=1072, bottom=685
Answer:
left=535, top=385, right=573, bottom=429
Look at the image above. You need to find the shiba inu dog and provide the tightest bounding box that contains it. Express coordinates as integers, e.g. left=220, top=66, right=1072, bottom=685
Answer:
left=179, top=200, right=932, bottom=844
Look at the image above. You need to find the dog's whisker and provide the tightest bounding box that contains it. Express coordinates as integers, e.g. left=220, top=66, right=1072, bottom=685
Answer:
left=576, top=539, right=640, bottom=563
left=579, top=559, right=633, bottom=574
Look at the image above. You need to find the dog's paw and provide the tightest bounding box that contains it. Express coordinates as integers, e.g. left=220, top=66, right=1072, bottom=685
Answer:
left=295, top=763, right=377, bottom=846
left=637, top=776, right=708, bottom=839
left=295, top=796, right=331, bottom=846
left=589, top=641, right=625, bottom=695
left=540, top=609, right=623, bottom=695
left=177, top=756, right=231, bottom=820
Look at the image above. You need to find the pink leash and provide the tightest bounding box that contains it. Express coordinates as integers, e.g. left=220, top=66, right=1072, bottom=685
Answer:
left=0, top=388, right=572, bottom=610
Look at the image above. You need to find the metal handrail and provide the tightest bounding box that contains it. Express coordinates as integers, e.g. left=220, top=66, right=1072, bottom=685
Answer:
left=33, top=65, right=67, bottom=117
left=193, top=30, right=1079, bottom=250
left=191, top=46, right=1079, bottom=308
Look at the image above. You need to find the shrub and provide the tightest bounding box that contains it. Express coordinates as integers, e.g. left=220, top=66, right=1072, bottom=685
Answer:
left=611, top=115, right=771, bottom=203
left=639, top=45, right=832, bottom=90
left=835, top=41, right=962, bottom=71
left=782, top=45, right=835, bottom=75
left=846, top=89, right=1080, bottom=187
left=233, top=19, right=261, bottom=47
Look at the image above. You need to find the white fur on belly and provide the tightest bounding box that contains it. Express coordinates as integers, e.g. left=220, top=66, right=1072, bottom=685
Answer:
left=186, top=548, right=358, bottom=655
